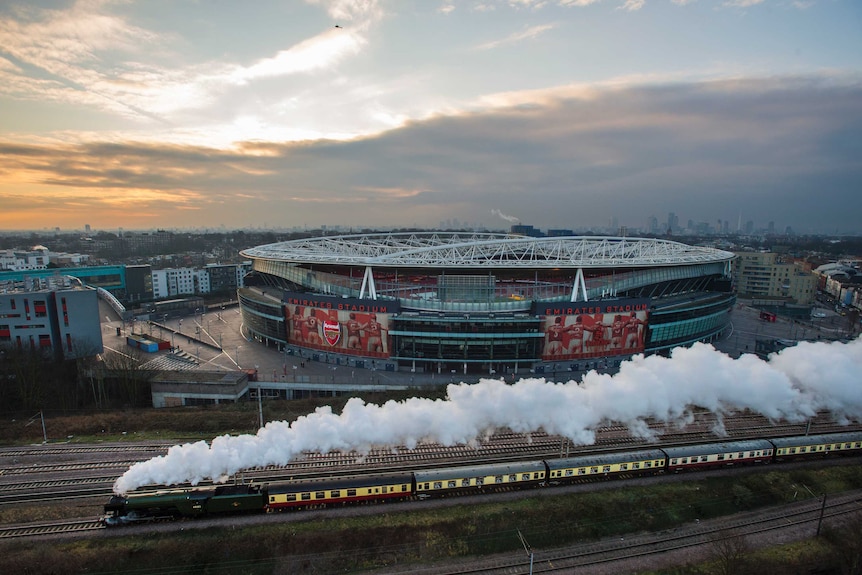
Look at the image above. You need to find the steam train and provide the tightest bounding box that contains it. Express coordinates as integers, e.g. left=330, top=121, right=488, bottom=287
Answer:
left=103, top=431, right=862, bottom=525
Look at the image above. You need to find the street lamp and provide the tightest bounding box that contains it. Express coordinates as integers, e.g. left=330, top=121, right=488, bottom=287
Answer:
left=257, top=382, right=264, bottom=430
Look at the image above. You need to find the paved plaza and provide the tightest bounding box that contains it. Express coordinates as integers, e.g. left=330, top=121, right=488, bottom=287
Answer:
left=99, top=297, right=858, bottom=392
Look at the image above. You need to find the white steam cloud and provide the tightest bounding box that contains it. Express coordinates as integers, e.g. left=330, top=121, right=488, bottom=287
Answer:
left=114, top=338, right=862, bottom=494
left=492, top=209, right=520, bottom=224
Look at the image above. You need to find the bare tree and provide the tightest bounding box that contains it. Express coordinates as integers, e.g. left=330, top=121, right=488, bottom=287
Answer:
left=823, top=511, right=862, bottom=575
left=708, top=529, right=751, bottom=575
left=98, top=345, right=158, bottom=407
left=0, top=345, right=51, bottom=410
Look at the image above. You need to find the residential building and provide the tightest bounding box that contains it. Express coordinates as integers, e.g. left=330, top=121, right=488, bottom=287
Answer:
left=151, top=267, right=198, bottom=299
left=732, top=251, right=817, bottom=304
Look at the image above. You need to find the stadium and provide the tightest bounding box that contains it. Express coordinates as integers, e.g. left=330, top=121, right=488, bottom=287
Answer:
left=238, top=232, right=736, bottom=376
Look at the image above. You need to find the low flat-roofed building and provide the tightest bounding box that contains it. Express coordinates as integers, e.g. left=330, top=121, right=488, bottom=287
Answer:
left=150, top=370, right=251, bottom=408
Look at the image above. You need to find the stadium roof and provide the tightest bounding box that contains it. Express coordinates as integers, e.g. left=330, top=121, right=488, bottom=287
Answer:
left=241, top=233, right=735, bottom=269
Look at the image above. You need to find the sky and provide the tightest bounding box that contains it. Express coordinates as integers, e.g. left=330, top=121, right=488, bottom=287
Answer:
left=1, top=0, right=861, bottom=235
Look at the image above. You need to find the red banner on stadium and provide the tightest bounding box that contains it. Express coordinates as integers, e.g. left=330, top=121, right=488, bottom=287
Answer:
left=285, top=304, right=391, bottom=359
left=538, top=299, right=649, bottom=361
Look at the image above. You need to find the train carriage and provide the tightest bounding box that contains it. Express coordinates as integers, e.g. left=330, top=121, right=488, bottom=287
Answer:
left=266, top=473, right=413, bottom=510
left=663, top=439, right=774, bottom=472
left=414, top=460, right=546, bottom=498
left=770, top=432, right=862, bottom=461
left=545, top=449, right=666, bottom=483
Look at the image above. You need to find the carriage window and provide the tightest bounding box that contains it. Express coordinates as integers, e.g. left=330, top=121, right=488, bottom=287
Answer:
left=301, top=493, right=311, bottom=501
left=495, top=476, right=503, bottom=484
left=681, top=458, right=688, bottom=464
left=671, top=459, right=678, bottom=465
left=461, top=479, right=470, bottom=487
left=316, top=491, right=325, bottom=499
left=565, top=469, right=574, bottom=477
left=578, top=468, right=586, bottom=475
left=286, top=494, right=296, bottom=502
left=800, top=447, right=807, bottom=453
left=790, top=448, right=796, bottom=454
left=331, top=491, right=340, bottom=498
left=448, top=481, right=456, bottom=488
left=476, top=477, right=484, bottom=486
left=717, top=454, right=724, bottom=461
left=633, top=463, right=640, bottom=469
left=510, top=474, right=518, bottom=482
left=700, top=456, right=709, bottom=462
left=347, top=489, right=357, bottom=497
left=603, top=465, right=611, bottom=473
left=590, top=467, right=599, bottom=474
left=644, top=461, right=652, bottom=468
left=522, top=474, right=531, bottom=481
left=433, top=482, right=442, bottom=489
left=620, top=463, right=628, bottom=471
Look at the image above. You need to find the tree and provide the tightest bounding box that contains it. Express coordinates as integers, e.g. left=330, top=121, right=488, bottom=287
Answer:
left=823, top=511, right=862, bottom=575
left=98, top=345, right=157, bottom=407
left=708, top=529, right=751, bottom=575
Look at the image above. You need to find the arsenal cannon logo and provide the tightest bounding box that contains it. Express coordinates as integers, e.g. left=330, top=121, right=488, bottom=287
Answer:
left=323, top=320, right=341, bottom=346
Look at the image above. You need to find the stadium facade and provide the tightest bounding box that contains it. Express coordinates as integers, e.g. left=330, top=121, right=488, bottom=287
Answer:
left=238, top=233, right=736, bottom=375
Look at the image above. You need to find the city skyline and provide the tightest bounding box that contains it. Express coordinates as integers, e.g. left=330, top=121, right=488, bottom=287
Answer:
left=1, top=1, right=861, bottom=234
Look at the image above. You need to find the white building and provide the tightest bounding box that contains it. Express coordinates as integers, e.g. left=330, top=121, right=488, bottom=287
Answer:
left=151, top=268, right=198, bottom=299
left=0, top=246, right=50, bottom=271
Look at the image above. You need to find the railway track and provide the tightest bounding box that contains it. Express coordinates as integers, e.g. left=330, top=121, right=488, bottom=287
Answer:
left=417, top=490, right=862, bottom=575
left=0, top=519, right=104, bottom=539
left=2, top=414, right=859, bottom=503
left=0, top=443, right=172, bottom=459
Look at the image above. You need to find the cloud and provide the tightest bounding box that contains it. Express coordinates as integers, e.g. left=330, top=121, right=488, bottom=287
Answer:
left=0, top=0, right=176, bottom=119
left=475, top=23, right=558, bottom=51
left=305, top=0, right=385, bottom=23
left=0, top=0, right=375, bottom=126
left=723, top=0, right=765, bottom=7
left=439, top=2, right=457, bottom=15
left=0, top=75, right=860, bottom=232
left=557, top=0, right=604, bottom=6
left=619, top=0, right=646, bottom=10
left=229, top=29, right=366, bottom=84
